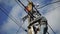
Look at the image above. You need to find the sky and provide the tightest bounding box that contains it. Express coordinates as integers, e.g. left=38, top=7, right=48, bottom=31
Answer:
left=0, top=0, right=60, bottom=34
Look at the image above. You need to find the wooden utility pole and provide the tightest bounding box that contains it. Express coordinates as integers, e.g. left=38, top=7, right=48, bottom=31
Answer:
left=16, top=0, right=49, bottom=34
left=28, top=16, right=35, bottom=34
left=28, top=17, right=41, bottom=34
left=15, top=0, right=58, bottom=34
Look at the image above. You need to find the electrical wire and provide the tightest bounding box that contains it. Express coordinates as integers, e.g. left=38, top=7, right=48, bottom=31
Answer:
left=27, top=0, right=60, bottom=34
left=15, top=0, right=60, bottom=34
left=0, top=6, right=59, bottom=34
left=15, top=0, right=28, bottom=33
left=0, top=0, right=60, bottom=34
left=47, top=5, right=60, bottom=34
left=0, top=6, right=27, bottom=34
left=48, top=24, right=56, bottom=34
left=38, top=0, right=60, bottom=9
left=39, top=1, right=60, bottom=34
left=15, top=0, right=24, bottom=10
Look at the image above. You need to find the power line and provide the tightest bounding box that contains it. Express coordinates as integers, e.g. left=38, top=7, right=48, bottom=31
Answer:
left=0, top=0, right=60, bottom=34
left=39, top=0, right=60, bottom=9
left=47, top=5, right=60, bottom=34
left=15, top=0, right=24, bottom=10
left=15, top=0, right=60, bottom=34
left=0, top=6, right=27, bottom=34
left=48, top=24, right=56, bottom=34
left=15, top=0, right=29, bottom=34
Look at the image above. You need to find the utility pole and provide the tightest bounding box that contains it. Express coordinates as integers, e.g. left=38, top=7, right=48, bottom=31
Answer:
left=26, top=1, right=41, bottom=34
left=16, top=0, right=49, bottom=34
left=28, top=16, right=35, bottom=34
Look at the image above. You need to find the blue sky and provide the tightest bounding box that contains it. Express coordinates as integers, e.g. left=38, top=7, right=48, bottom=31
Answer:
left=0, top=0, right=60, bottom=34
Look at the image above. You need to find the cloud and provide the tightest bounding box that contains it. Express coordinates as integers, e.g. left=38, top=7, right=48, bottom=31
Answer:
left=1, top=0, right=28, bottom=34
left=1, top=0, right=60, bottom=34
left=45, top=5, right=60, bottom=34
left=1, top=4, right=23, bottom=34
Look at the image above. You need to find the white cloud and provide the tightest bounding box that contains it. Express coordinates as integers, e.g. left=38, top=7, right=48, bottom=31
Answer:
left=2, top=0, right=60, bottom=34
left=2, top=4, right=24, bottom=34
left=45, top=6, right=60, bottom=34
